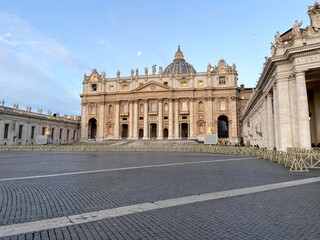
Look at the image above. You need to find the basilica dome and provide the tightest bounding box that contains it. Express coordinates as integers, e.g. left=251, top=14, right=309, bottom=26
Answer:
left=163, top=46, right=196, bottom=75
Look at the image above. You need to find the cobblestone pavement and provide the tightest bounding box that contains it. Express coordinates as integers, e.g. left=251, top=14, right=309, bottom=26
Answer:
left=0, top=151, right=319, bottom=239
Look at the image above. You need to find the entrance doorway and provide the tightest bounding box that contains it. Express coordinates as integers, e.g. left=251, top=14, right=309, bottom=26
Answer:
left=139, top=129, right=143, bottom=139
left=88, top=118, right=97, bottom=139
left=181, top=123, right=188, bottom=139
left=150, top=123, right=157, bottom=139
left=163, top=128, right=168, bottom=139
left=121, top=124, right=128, bottom=139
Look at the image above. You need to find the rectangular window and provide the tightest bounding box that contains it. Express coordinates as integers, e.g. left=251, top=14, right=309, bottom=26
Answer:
left=198, top=80, right=203, bottom=87
left=122, top=84, right=129, bottom=90
left=164, top=82, right=168, bottom=86
left=31, top=126, right=35, bottom=140
left=42, top=127, right=46, bottom=135
left=59, top=128, right=63, bottom=140
left=180, top=81, right=188, bottom=87
left=91, top=84, right=97, bottom=91
left=67, top=129, right=70, bottom=140
left=4, top=124, right=9, bottom=139
left=18, top=125, right=23, bottom=139
left=219, top=76, right=226, bottom=85
left=109, top=85, right=114, bottom=91
left=73, top=130, right=76, bottom=139
left=164, top=116, right=168, bottom=120
left=139, top=117, right=143, bottom=120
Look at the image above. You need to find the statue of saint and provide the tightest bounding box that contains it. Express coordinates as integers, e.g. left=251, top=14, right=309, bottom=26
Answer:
left=44, top=125, right=51, bottom=136
left=152, top=65, right=156, bottom=75
left=136, top=68, right=139, bottom=76
left=270, top=42, right=276, bottom=56
left=130, top=69, right=134, bottom=77
left=144, top=67, right=148, bottom=75
left=116, top=70, right=120, bottom=77
left=207, top=63, right=212, bottom=72
left=101, top=71, right=106, bottom=78
left=274, top=31, right=283, bottom=47
left=292, top=20, right=302, bottom=38
left=159, top=66, right=163, bottom=74
left=207, top=122, right=213, bottom=134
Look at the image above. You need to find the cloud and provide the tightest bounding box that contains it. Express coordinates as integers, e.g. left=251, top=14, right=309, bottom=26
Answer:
left=96, top=36, right=113, bottom=49
left=0, top=12, right=85, bottom=115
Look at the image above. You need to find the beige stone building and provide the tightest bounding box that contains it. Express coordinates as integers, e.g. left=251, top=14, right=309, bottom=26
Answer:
left=0, top=104, right=80, bottom=145
left=242, top=2, right=320, bottom=151
left=80, top=47, right=250, bottom=143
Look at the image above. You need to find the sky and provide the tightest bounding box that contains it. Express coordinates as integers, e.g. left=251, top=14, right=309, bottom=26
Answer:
left=0, top=0, right=315, bottom=116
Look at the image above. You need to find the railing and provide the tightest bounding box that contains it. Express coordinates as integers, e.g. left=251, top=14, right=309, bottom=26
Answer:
left=0, top=145, right=319, bottom=172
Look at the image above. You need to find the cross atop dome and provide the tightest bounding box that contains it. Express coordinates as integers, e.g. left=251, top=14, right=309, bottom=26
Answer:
left=174, top=45, right=184, bottom=60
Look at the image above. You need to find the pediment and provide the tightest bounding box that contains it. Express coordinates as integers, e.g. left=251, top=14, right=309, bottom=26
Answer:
left=133, top=81, right=174, bottom=92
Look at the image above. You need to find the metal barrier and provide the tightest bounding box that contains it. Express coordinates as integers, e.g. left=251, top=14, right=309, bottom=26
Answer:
left=1, top=145, right=320, bottom=172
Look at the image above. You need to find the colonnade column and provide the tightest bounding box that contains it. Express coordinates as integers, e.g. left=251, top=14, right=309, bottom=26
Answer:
left=174, top=99, right=179, bottom=139
left=267, top=93, right=275, bottom=149
left=189, top=98, right=194, bottom=138
left=143, top=100, right=148, bottom=139
left=128, top=101, right=133, bottom=139
left=289, top=76, right=299, bottom=147
left=158, top=99, right=163, bottom=139
left=272, top=85, right=280, bottom=150
left=276, top=77, right=292, bottom=152
left=314, top=88, right=320, bottom=144
left=295, top=71, right=311, bottom=149
left=206, top=97, right=213, bottom=130
left=114, top=101, right=120, bottom=139
left=262, top=97, right=268, bottom=148
left=133, top=100, right=138, bottom=139
left=168, top=99, right=173, bottom=139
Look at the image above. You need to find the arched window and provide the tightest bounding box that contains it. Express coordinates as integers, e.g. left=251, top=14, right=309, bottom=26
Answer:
left=198, top=101, right=204, bottom=112
left=220, top=100, right=226, bottom=111
left=123, top=103, right=128, bottom=113
left=108, top=105, right=113, bottom=114
left=140, top=103, right=144, bottom=113
left=182, top=102, right=188, bottom=111
left=90, top=104, right=96, bottom=114
left=151, top=102, right=157, bottom=112
left=164, top=103, right=169, bottom=112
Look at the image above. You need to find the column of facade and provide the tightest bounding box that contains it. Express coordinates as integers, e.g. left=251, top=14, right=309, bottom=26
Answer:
left=97, top=102, right=105, bottom=141
left=168, top=99, right=174, bottom=139
left=189, top=98, right=194, bottom=138
left=128, top=101, right=134, bottom=139
left=133, top=100, right=138, bottom=139
left=158, top=99, right=163, bottom=139
left=314, top=88, right=320, bottom=144
left=230, top=96, right=237, bottom=141
left=143, top=100, right=148, bottom=139
left=206, top=97, right=213, bottom=127
left=272, top=85, right=280, bottom=150
left=80, top=103, right=87, bottom=141
left=114, top=101, right=120, bottom=139
left=295, top=71, right=311, bottom=149
left=267, top=93, right=275, bottom=149
left=262, top=97, right=268, bottom=148
left=174, top=99, right=179, bottom=139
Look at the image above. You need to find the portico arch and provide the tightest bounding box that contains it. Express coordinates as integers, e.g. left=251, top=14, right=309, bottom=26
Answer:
left=88, top=118, right=97, bottom=140
left=217, top=115, right=228, bottom=138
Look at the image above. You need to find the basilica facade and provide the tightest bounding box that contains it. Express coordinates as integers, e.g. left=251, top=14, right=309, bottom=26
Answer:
left=242, top=2, right=320, bottom=151
left=80, top=47, right=251, bottom=143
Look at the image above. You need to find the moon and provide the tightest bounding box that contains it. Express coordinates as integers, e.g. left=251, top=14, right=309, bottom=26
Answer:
left=137, top=51, right=141, bottom=56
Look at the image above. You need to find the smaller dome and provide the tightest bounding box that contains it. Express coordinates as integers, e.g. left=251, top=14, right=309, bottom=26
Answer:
left=163, top=46, right=196, bottom=75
